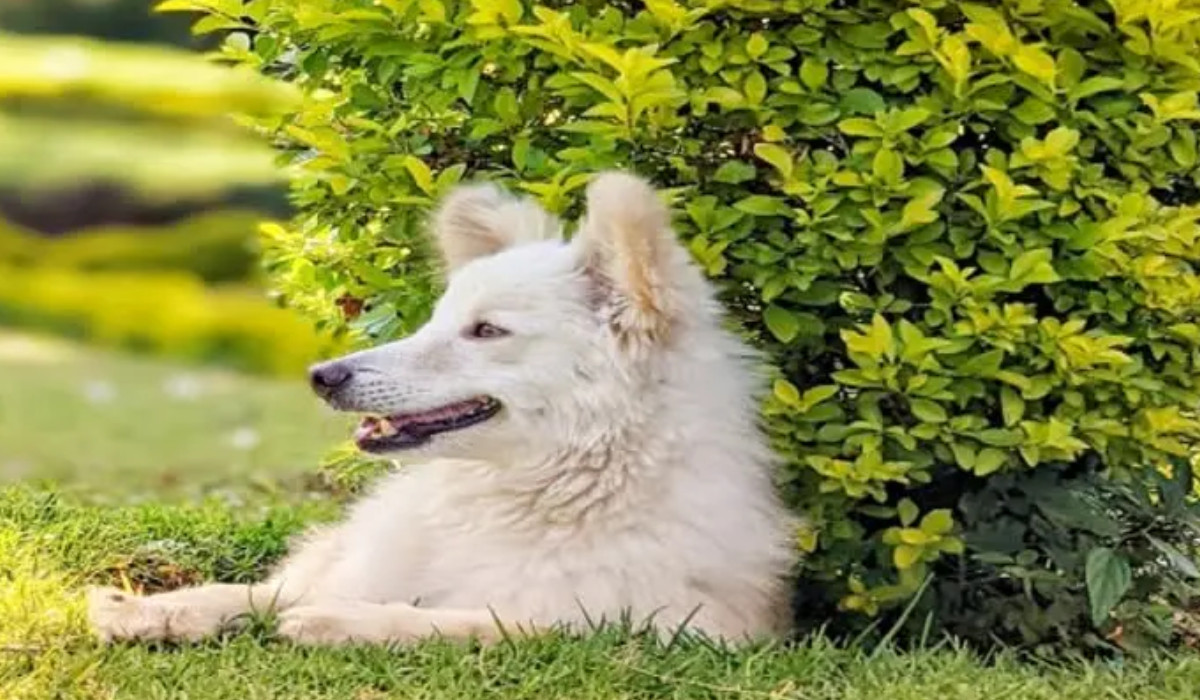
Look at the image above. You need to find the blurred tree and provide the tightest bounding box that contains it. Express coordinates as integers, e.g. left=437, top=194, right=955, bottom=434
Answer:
left=0, top=32, right=297, bottom=233
left=0, top=0, right=199, bottom=46
left=0, top=2, right=286, bottom=234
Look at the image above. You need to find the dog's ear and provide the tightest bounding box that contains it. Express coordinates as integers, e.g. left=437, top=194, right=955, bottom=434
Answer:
left=572, top=171, right=682, bottom=343
left=432, top=182, right=561, bottom=272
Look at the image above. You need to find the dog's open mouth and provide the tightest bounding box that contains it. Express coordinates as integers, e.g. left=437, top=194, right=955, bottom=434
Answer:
left=353, top=396, right=501, bottom=453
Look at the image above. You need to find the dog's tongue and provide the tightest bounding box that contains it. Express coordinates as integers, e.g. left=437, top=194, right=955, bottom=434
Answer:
left=353, top=399, right=498, bottom=449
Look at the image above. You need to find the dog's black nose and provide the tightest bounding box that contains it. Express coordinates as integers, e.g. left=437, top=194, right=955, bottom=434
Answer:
left=309, top=362, right=353, bottom=397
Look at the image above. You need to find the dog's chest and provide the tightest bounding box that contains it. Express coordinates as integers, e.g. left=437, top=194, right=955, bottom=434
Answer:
left=407, top=514, right=623, bottom=607
left=323, top=461, right=754, bottom=624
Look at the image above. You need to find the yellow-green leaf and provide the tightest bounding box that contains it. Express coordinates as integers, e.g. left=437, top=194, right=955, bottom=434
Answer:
left=842, top=314, right=895, bottom=361
left=938, top=34, right=971, bottom=86
left=744, top=70, right=767, bottom=106
left=799, top=57, right=828, bottom=90
left=900, top=528, right=935, bottom=545
left=974, top=448, right=1007, bottom=476
left=761, top=123, right=787, bottom=142
left=644, top=0, right=687, bottom=26
left=872, top=147, right=904, bottom=184
left=773, top=378, right=801, bottom=407
left=417, top=0, right=446, bottom=22
left=900, top=187, right=944, bottom=228
left=746, top=32, right=769, bottom=60
left=921, top=509, right=954, bottom=536
left=1012, top=44, right=1056, bottom=85
left=1001, top=387, right=1025, bottom=426
left=753, top=142, right=793, bottom=179
left=838, top=118, right=883, bottom=137
left=894, top=544, right=922, bottom=569
left=1043, top=126, right=1080, bottom=156
left=402, top=155, right=435, bottom=195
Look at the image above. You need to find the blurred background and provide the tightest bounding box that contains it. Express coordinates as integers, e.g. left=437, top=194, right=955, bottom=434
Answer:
left=0, top=0, right=349, bottom=502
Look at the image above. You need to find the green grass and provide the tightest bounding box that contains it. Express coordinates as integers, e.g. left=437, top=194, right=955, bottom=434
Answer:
left=2, top=330, right=1198, bottom=699
left=0, top=331, right=349, bottom=500
left=4, top=489, right=1199, bottom=700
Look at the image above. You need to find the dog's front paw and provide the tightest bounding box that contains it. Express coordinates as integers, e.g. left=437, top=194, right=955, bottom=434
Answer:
left=277, top=603, right=416, bottom=647
left=86, top=586, right=223, bottom=644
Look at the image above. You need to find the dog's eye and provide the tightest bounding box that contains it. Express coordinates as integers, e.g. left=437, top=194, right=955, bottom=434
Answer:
left=467, top=321, right=509, bottom=339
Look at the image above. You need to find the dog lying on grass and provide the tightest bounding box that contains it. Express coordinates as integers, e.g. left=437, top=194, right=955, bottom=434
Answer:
left=89, top=171, right=796, bottom=647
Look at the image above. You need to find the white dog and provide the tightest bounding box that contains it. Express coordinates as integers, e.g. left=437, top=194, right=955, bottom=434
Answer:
left=88, top=171, right=796, bottom=646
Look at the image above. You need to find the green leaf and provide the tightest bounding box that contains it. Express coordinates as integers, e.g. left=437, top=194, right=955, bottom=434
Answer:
left=900, top=187, right=944, bottom=228
left=1086, top=547, right=1132, bottom=626
left=977, top=428, right=1022, bottom=446
left=753, top=143, right=793, bottom=179
left=1042, top=127, right=1080, bottom=157
left=417, top=0, right=446, bottom=22
left=951, top=441, right=976, bottom=469
left=773, top=378, right=801, bottom=407
left=1012, top=44, right=1056, bottom=85
left=764, top=304, right=800, bottom=343
left=1069, top=76, right=1124, bottom=102
left=938, top=35, right=971, bottom=86
left=801, top=385, right=839, bottom=409
left=735, top=195, right=792, bottom=217
left=898, top=498, right=920, bottom=526
left=474, top=0, right=523, bottom=24
left=872, top=148, right=904, bottom=184
left=797, top=102, right=841, bottom=126
left=799, top=57, right=828, bottom=90
left=493, top=87, right=520, bottom=122
left=402, top=155, right=435, bottom=195
left=842, top=315, right=895, bottom=361
left=838, top=118, right=883, bottom=137
left=714, top=160, right=757, bottom=184
left=644, top=0, right=688, bottom=26
left=839, top=87, right=885, bottom=115
left=974, top=447, right=1007, bottom=476
left=744, top=70, right=767, bottom=106
left=571, top=71, right=625, bottom=104
left=894, top=544, right=921, bottom=569
left=889, top=107, right=931, bottom=133
left=1035, top=489, right=1122, bottom=538
left=1011, top=98, right=1055, bottom=125
left=703, top=86, right=746, bottom=108
left=910, top=398, right=948, bottom=423
left=920, top=509, right=954, bottom=536
left=1009, top=248, right=1060, bottom=285
left=746, top=32, right=769, bottom=60
left=1000, top=387, right=1025, bottom=426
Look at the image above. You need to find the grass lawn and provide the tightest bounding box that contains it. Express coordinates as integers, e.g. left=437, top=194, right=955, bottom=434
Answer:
left=0, top=331, right=349, bottom=501
left=1, top=329, right=1198, bottom=699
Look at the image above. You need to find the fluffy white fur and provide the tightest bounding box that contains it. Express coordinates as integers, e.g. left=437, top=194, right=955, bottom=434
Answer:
left=88, top=171, right=796, bottom=647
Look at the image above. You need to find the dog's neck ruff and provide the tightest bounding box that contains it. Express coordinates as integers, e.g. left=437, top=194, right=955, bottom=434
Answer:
left=521, top=426, right=652, bottom=525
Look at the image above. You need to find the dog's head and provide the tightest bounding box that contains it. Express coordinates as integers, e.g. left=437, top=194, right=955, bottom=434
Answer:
left=309, top=171, right=709, bottom=461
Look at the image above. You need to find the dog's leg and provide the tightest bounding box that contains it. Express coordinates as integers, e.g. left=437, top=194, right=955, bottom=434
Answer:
left=87, top=582, right=292, bottom=643
left=278, top=601, right=534, bottom=647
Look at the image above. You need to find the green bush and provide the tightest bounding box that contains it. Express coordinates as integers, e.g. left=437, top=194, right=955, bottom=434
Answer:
left=0, top=266, right=341, bottom=375
left=0, top=33, right=298, bottom=199
left=0, top=209, right=267, bottom=283
left=170, top=0, right=1200, bottom=651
